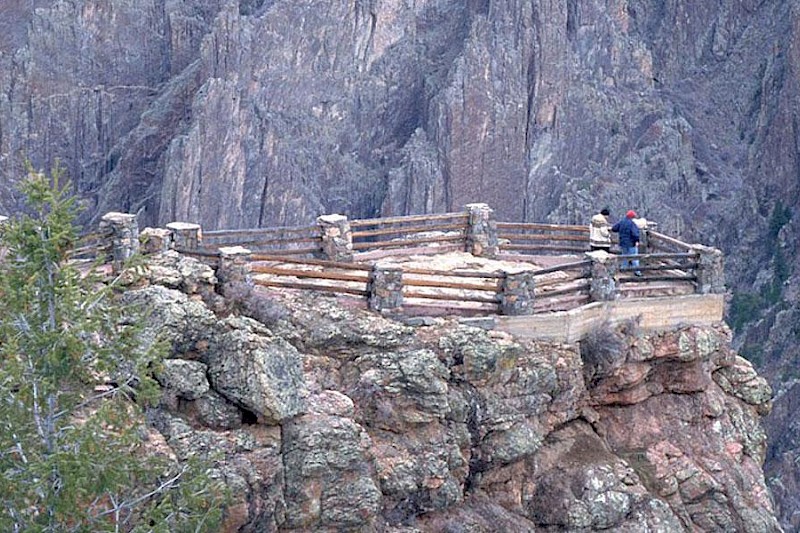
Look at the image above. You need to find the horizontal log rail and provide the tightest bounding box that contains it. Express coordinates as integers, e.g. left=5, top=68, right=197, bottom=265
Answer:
left=532, top=260, right=593, bottom=276
left=349, top=212, right=467, bottom=228
left=207, top=236, right=322, bottom=248
left=403, top=290, right=501, bottom=305
left=250, top=246, right=321, bottom=256
left=496, top=222, right=588, bottom=233
left=252, top=255, right=373, bottom=271
left=647, top=231, right=694, bottom=252
left=499, top=233, right=589, bottom=243
left=618, top=274, right=697, bottom=284
left=618, top=263, right=698, bottom=273
left=204, top=225, right=318, bottom=237
left=400, top=267, right=506, bottom=279
left=254, top=278, right=369, bottom=296
left=535, top=283, right=591, bottom=299
left=251, top=265, right=369, bottom=283
left=352, top=234, right=463, bottom=250
left=535, top=273, right=590, bottom=290
left=352, top=223, right=465, bottom=239
left=402, top=277, right=501, bottom=292
left=501, top=244, right=590, bottom=253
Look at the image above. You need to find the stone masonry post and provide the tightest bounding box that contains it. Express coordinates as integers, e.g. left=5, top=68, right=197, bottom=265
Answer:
left=368, top=263, right=403, bottom=312
left=317, top=214, right=353, bottom=262
left=139, top=228, right=173, bottom=254
left=166, top=222, right=202, bottom=250
left=586, top=250, right=619, bottom=301
left=465, top=203, right=498, bottom=258
left=99, top=212, right=139, bottom=273
left=692, top=244, right=725, bottom=294
left=217, top=246, right=252, bottom=295
left=499, top=269, right=536, bottom=315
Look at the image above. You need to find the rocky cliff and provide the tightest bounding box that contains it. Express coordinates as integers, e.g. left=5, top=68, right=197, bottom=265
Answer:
left=1, top=1, right=797, bottom=527
left=126, top=251, right=780, bottom=532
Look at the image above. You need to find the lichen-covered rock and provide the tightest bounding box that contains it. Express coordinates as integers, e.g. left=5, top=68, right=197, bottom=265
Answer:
left=206, top=316, right=307, bottom=424
left=134, top=261, right=780, bottom=531
left=282, top=413, right=381, bottom=530
left=155, top=359, right=209, bottom=400
left=714, top=355, right=774, bottom=410
left=123, top=285, right=219, bottom=358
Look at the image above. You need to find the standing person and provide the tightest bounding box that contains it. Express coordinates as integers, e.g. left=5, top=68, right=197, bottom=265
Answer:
left=589, top=208, right=612, bottom=251
left=612, top=210, right=642, bottom=276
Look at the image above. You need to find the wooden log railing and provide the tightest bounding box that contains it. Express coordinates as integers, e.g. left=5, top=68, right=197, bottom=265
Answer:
left=250, top=256, right=372, bottom=297
left=400, top=266, right=504, bottom=311
left=5, top=205, right=723, bottom=317
left=497, top=222, right=590, bottom=255
left=202, top=224, right=322, bottom=257
left=646, top=230, right=695, bottom=253
left=350, top=212, right=468, bottom=254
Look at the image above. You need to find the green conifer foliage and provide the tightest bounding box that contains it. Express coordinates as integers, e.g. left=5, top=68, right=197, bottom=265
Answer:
left=0, top=166, right=227, bottom=532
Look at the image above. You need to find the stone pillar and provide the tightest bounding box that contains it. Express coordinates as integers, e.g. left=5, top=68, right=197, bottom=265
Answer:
left=499, top=270, right=536, bottom=315
left=465, top=203, right=498, bottom=258
left=217, top=246, right=252, bottom=294
left=634, top=218, right=650, bottom=254
left=368, top=263, right=403, bottom=312
left=692, top=244, right=725, bottom=294
left=166, top=222, right=202, bottom=250
left=587, top=250, right=619, bottom=301
left=139, top=227, right=173, bottom=254
left=99, top=212, right=139, bottom=272
left=317, top=214, right=353, bottom=262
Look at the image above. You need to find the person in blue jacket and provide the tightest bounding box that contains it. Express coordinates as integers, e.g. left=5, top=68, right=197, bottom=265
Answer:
left=612, top=210, right=642, bottom=276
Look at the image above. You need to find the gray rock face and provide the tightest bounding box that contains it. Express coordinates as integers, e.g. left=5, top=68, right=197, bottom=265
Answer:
left=156, top=358, right=209, bottom=400
left=136, top=255, right=781, bottom=531
left=4, top=0, right=798, bottom=526
left=207, top=316, right=307, bottom=424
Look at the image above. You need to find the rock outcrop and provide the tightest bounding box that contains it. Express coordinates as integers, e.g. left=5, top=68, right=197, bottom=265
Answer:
left=132, top=253, right=780, bottom=531
left=1, top=1, right=797, bottom=526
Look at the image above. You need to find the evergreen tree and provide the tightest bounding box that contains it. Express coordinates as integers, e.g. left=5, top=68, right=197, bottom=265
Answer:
left=0, top=166, right=226, bottom=531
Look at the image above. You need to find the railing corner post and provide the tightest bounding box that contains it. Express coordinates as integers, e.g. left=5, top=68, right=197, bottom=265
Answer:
left=99, top=212, right=140, bottom=273
left=368, top=262, right=403, bottom=312
left=317, top=214, right=353, bottom=262
left=586, top=250, right=619, bottom=301
left=691, top=244, right=725, bottom=294
left=217, top=246, right=252, bottom=296
left=166, top=222, right=203, bottom=251
left=499, top=269, right=535, bottom=315
left=464, top=203, right=498, bottom=258
left=140, top=227, right=173, bottom=254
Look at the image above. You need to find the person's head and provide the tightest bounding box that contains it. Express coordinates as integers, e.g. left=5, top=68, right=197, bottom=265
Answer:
left=626, top=210, right=637, bottom=219
left=600, top=208, right=610, bottom=216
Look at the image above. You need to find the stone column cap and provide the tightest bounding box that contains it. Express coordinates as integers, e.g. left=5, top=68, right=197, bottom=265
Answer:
left=101, top=212, right=137, bottom=223
left=218, top=246, right=252, bottom=257
left=166, top=221, right=202, bottom=231
left=317, top=214, right=348, bottom=224
left=586, top=250, right=612, bottom=262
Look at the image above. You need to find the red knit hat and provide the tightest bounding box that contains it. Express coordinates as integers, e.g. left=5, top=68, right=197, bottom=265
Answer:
left=626, top=210, right=637, bottom=218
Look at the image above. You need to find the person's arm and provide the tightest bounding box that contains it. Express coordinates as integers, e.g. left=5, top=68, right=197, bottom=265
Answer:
left=632, top=223, right=640, bottom=244
left=611, top=221, right=620, bottom=233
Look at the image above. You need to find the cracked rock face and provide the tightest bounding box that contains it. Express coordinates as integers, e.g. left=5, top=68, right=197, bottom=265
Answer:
left=2, top=4, right=798, bottom=524
left=131, top=255, right=781, bottom=531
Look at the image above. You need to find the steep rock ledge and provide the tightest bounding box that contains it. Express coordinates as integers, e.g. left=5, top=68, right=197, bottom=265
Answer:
left=131, top=254, right=779, bottom=532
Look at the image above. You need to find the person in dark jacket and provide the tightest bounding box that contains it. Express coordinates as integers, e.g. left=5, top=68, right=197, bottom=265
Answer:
left=612, top=210, right=642, bottom=276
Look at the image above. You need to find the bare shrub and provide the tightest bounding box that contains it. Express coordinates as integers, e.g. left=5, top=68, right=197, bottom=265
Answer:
left=580, top=320, right=626, bottom=385
left=224, top=281, right=289, bottom=326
